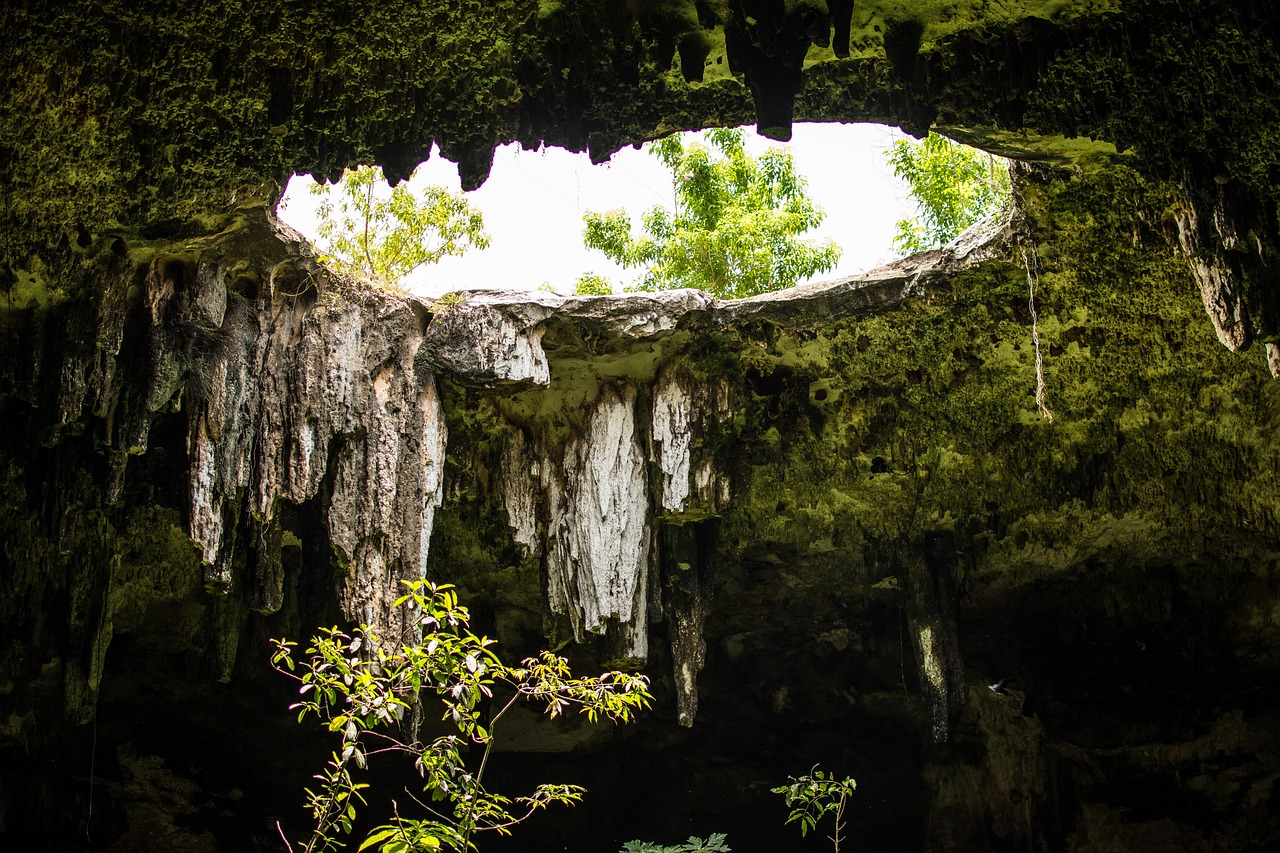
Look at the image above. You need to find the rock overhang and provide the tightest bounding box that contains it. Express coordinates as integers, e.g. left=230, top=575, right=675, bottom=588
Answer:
left=6, top=0, right=1279, bottom=351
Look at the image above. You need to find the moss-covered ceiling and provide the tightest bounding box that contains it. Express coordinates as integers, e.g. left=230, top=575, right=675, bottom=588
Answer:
left=4, top=1, right=1279, bottom=351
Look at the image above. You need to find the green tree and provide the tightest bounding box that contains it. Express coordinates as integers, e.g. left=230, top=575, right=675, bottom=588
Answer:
left=582, top=128, right=840, bottom=299
left=310, top=165, right=490, bottom=289
left=271, top=581, right=651, bottom=853
left=887, top=133, right=1012, bottom=254
left=772, top=765, right=858, bottom=852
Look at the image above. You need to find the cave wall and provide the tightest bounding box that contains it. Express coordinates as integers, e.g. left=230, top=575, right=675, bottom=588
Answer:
left=3, top=1, right=1280, bottom=850
left=2, top=162, right=1278, bottom=850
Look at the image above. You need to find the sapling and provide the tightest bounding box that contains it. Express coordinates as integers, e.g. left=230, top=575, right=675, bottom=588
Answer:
left=772, top=765, right=858, bottom=852
left=271, top=580, right=651, bottom=852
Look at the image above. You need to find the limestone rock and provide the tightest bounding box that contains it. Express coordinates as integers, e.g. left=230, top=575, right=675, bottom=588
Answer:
left=187, top=286, right=445, bottom=640
left=544, top=385, right=651, bottom=663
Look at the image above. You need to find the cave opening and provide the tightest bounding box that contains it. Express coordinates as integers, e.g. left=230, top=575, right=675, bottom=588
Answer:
left=274, top=122, right=1010, bottom=299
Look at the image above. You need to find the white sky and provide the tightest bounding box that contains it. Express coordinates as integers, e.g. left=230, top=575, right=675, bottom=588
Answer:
left=276, top=122, right=916, bottom=298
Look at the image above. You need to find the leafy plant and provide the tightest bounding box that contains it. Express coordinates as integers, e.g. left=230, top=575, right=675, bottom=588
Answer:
left=431, top=291, right=466, bottom=316
left=573, top=272, right=615, bottom=295
left=310, top=165, right=490, bottom=290
left=887, top=132, right=1011, bottom=254
left=772, top=765, right=857, bottom=852
left=271, top=581, right=652, bottom=853
left=620, top=834, right=731, bottom=852
left=582, top=128, right=840, bottom=299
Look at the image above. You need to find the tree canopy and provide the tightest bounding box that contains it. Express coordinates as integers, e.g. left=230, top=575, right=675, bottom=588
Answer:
left=580, top=128, right=840, bottom=299
left=310, top=165, right=489, bottom=288
left=887, top=133, right=1012, bottom=254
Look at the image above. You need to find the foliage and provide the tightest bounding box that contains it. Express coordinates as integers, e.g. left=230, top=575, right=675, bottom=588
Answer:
left=772, top=766, right=857, bottom=852
left=310, top=165, right=490, bottom=289
left=573, top=272, right=615, bottom=295
left=432, top=291, right=466, bottom=315
left=887, top=133, right=1012, bottom=254
left=582, top=128, right=840, bottom=299
left=271, top=581, right=651, bottom=853
left=620, top=834, right=731, bottom=853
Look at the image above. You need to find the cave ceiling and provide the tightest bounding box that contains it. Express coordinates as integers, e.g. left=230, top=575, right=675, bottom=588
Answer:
left=3, top=0, right=1279, bottom=351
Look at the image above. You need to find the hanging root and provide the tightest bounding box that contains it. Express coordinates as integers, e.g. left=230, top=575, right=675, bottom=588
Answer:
left=1021, top=245, right=1054, bottom=423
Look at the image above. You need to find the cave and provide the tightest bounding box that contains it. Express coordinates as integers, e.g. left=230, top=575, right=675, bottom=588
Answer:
left=3, top=2, right=1280, bottom=851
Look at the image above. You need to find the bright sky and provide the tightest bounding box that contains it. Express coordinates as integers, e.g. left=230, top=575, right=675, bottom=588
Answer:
left=276, top=122, right=916, bottom=298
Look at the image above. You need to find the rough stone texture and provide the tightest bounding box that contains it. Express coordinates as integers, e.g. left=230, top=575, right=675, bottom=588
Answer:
left=424, top=295, right=551, bottom=386
left=5, top=163, right=1280, bottom=850
left=174, top=225, right=448, bottom=646
left=5, top=1, right=1280, bottom=347
left=546, top=384, right=651, bottom=662
left=653, top=368, right=733, bottom=516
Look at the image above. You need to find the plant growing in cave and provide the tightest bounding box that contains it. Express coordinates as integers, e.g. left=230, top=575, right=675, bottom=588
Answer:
left=772, top=765, right=858, bottom=852
left=620, top=834, right=731, bottom=852
left=271, top=581, right=651, bottom=853
left=581, top=128, right=840, bottom=299
left=310, top=165, right=490, bottom=290
left=888, top=133, right=1012, bottom=254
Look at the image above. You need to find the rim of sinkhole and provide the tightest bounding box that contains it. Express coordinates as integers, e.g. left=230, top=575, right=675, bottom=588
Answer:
left=275, top=123, right=943, bottom=299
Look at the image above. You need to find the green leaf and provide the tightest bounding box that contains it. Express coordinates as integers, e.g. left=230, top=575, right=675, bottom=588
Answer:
left=581, top=129, right=840, bottom=299
left=887, top=133, right=1011, bottom=254
left=310, top=166, right=490, bottom=289
left=358, top=827, right=400, bottom=850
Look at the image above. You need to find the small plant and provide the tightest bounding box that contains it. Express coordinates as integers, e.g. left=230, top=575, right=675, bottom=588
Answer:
left=431, top=291, right=465, bottom=315
left=620, top=834, right=731, bottom=853
left=271, top=581, right=651, bottom=853
left=772, top=765, right=857, bottom=852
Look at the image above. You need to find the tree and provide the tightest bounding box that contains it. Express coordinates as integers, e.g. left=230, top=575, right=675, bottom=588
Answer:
left=887, top=133, right=1012, bottom=254
left=271, top=581, right=651, bottom=853
left=310, top=165, right=490, bottom=289
left=772, top=765, right=858, bottom=852
left=580, top=128, right=840, bottom=299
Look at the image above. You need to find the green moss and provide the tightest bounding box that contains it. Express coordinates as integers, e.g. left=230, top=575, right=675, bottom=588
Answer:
left=710, top=164, right=1275, bottom=589
left=112, top=505, right=203, bottom=635
left=1028, top=1, right=1280, bottom=200
left=829, top=0, right=1122, bottom=64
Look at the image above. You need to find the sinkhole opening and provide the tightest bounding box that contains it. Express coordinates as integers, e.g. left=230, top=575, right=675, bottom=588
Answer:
left=275, top=123, right=1011, bottom=300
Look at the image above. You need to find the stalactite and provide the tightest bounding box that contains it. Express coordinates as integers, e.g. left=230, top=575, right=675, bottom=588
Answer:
left=186, top=282, right=446, bottom=647
left=543, top=385, right=651, bottom=662
left=499, top=427, right=540, bottom=555
left=1175, top=182, right=1253, bottom=351
left=902, top=546, right=966, bottom=743
left=651, top=369, right=733, bottom=516
left=652, top=373, right=694, bottom=513
left=662, top=522, right=713, bottom=727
